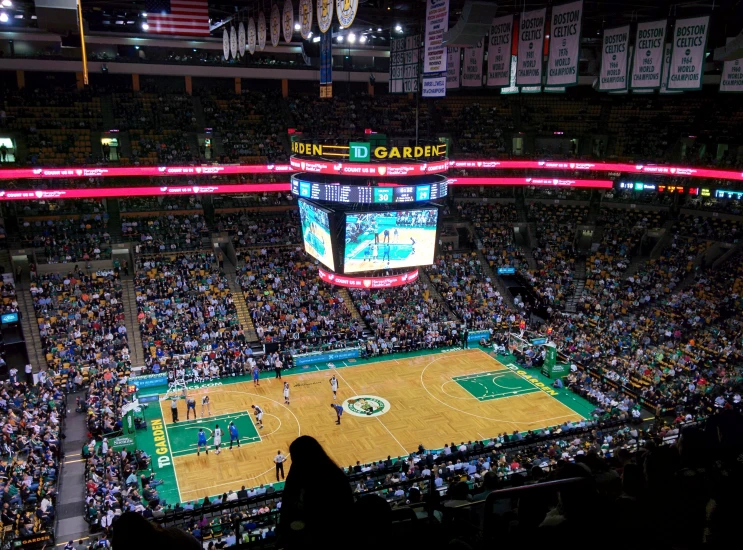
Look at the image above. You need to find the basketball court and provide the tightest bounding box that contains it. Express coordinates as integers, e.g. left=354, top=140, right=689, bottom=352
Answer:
left=136, top=348, right=592, bottom=505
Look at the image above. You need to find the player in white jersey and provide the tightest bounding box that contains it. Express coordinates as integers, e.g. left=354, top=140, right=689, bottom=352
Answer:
left=201, top=394, right=212, bottom=417
left=329, top=375, right=339, bottom=400
left=283, top=382, right=290, bottom=405
left=213, top=424, right=223, bottom=454
left=251, top=404, right=264, bottom=429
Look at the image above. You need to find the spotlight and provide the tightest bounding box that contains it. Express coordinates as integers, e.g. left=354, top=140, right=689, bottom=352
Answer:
left=141, top=22, right=149, bottom=31
left=135, top=45, right=140, bottom=50
left=1, top=0, right=12, bottom=7
left=0, top=13, right=8, bottom=23
left=377, top=27, right=382, bottom=32
left=359, top=35, right=367, bottom=44
left=348, top=33, right=356, bottom=43
left=337, top=35, right=343, bottom=42
left=294, top=22, right=300, bottom=31
left=395, top=24, right=402, bottom=33
left=312, top=36, right=321, bottom=43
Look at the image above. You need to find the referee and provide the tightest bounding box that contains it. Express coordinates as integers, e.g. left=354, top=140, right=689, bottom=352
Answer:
left=274, top=450, right=286, bottom=482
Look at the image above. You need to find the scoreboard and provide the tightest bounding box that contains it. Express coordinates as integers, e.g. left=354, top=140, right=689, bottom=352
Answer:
left=291, top=177, right=448, bottom=204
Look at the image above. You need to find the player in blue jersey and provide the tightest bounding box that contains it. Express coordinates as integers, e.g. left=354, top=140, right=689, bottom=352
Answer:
left=331, top=403, right=343, bottom=425
left=228, top=421, right=240, bottom=450
left=197, top=428, right=208, bottom=456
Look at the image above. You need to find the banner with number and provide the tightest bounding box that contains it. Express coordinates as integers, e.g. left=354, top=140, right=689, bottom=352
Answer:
left=389, top=35, right=420, bottom=94
left=667, top=15, right=709, bottom=91
left=660, top=43, right=681, bottom=94
left=599, top=25, right=630, bottom=91
left=282, top=0, right=293, bottom=43
left=630, top=19, right=666, bottom=89
left=516, top=8, right=546, bottom=86
left=423, top=0, right=449, bottom=74
left=447, top=47, right=461, bottom=89
left=487, top=15, right=513, bottom=87
left=720, top=38, right=743, bottom=93
left=462, top=40, right=485, bottom=87
left=546, top=0, right=583, bottom=86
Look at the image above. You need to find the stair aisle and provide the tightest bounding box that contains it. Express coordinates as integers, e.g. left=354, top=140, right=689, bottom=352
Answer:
left=223, top=263, right=259, bottom=342
left=336, top=288, right=366, bottom=325
left=564, top=258, right=587, bottom=313
left=121, top=279, right=145, bottom=367
left=417, top=268, right=460, bottom=321
left=475, top=248, right=518, bottom=311
left=16, top=284, right=46, bottom=371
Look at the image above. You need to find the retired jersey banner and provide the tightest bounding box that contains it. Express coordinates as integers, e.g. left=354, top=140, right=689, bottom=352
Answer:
left=719, top=38, right=743, bottom=92
left=516, top=8, right=546, bottom=86
left=599, top=25, right=630, bottom=91
left=447, top=47, right=461, bottom=89
left=667, top=15, right=709, bottom=91
left=487, top=15, right=513, bottom=87
left=423, top=0, right=449, bottom=74
left=389, top=35, right=420, bottom=94
left=462, top=40, right=485, bottom=87
left=631, top=19, right=666, bottom=89
left=546, top=1, right=583, bottom=86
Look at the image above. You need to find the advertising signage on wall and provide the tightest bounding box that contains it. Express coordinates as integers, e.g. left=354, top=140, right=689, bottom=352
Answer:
left=291, top=141, right=448, bottom=161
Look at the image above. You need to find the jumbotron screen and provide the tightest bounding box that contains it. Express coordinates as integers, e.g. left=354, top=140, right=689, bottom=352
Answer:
left=298, top=199, right=336, bottom=271
left=344, top=209, right=439, bottom=273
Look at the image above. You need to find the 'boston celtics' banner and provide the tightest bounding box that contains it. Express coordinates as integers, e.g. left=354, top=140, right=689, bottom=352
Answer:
left=631, top=19, right=666, bottom=89
left=516, top=8, right=546, bottom=86
left=599, top=25, right=630, bottom=91
left=546, top=1, right=583, bottom=86
left=446, top=47, right=461, bottom=89
left=462, top=40, right=485, bottom=87
left=487, top=14, right=513, bottom=87
left=720, top=38, right=743, bottom=93
left=667, top=15, right=710, bottom=91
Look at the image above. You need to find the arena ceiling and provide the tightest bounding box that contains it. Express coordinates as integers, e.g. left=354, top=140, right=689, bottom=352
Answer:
left=1, top=0, right=741, bottom=50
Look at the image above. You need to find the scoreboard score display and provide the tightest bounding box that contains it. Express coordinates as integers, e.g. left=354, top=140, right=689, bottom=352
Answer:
left=291, top=176, right=448, bottom=204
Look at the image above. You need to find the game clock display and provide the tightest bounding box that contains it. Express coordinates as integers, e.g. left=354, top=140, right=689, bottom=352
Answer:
left=344, top=209, right=439, bottom=273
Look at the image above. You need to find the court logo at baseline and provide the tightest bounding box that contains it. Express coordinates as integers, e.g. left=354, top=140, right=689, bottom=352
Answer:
left=343, top=395, right=391, bottom=417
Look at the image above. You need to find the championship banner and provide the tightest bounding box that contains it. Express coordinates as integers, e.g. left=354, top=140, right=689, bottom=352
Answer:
left=599, top=25, right=630, bottom=91
left=271, top=5, right=281, bottom=47
left=546, top=0, right=583, bottom=86
left=248, top=17, right=256, bottom=55
left=336, top=0, right=358, bottom=29
left=516, top=8, right=546, bottom=86
left=238, top=22, right=246, bottom=56
left=320, top=30, right=333, bottom=98
left=667, top=15, right=710, bottom=91
left=423, top=0, right=449, bottom=74
left=222, top=28, right=229, bottom=60
left=462, top=39, right=485, bottom=87
left=487, top=14, right=513, bottom=87
left=447, top=47, right=461, bottom=89
left=631, top=19, right=666, bottom=89
left=317, top=0, right=332, bottom=33
left=258, top=11, right=267, bottom=51
left=422, top=76, right=446, bottom=97
left=719, top=37, right=743, bottom=93
left=299, top=0, right=313, bottom=39
left=282, top=0, right=294, bottom=43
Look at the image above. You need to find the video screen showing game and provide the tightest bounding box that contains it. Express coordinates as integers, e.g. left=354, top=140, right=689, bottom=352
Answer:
left=298, top=199, right=335, bottom=271
left=344, top=209, right=439, bottom=273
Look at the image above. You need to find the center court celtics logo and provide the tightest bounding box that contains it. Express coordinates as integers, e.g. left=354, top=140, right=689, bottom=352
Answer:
left=343, top=395, right=391, bottom=417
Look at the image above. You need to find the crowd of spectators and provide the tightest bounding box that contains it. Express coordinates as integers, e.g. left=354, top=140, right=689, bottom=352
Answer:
left=20, top=215, right=111, bottom=264
left=215, top=210, right=299, bottom=248
left=121, top=213, right=209, bottom=253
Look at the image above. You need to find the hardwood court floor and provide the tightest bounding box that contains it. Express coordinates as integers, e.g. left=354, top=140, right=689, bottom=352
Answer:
left=159, top=348, right=585, bottom=502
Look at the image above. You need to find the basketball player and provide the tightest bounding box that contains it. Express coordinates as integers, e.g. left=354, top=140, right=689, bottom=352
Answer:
left=201, top=394, right=212, bottom=417
left=196, top=428, right=208, bottom=456
left=329, top=375, right=339, bottom=400
left=372, top=243, right=378, bottom=261
left=383, top=228, right=390, bottom=243
left=393, top=228, right=399, bottom=243
left=331, top=403, right=343, bottom=425
left=252, top=365, right=260, bottom=387
left=383, top=243, right=391, bottom=264
left=186, top=396, right=197, bottom=420
left=252, top=404, right=264, bottom=429
left=283, top=381, right=290, bottom=405
left=228, top=421, right=240, bottom=450
left=410, top=237, right=416, bottom=255
left=363, top=243, right=372, bottom=261
left=213, top=424, right=223, bottom=455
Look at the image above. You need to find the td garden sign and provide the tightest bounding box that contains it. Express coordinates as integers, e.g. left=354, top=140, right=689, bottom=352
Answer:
left=291, top=140, right=448, bottom=162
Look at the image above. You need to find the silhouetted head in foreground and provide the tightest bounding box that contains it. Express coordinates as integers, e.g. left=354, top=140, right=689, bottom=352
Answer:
left=112, top=511, right=200, bottom=549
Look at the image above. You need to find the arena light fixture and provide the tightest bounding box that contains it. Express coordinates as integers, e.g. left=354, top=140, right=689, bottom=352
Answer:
left=377, top=27, right=382, bottom=31
left=395, top=24, right=402, bottom=33
left=312, top=36, right=321, bottom=43
left=337, top=35, right=343, bottom=42
left=141, top=22, right=149, bottom=30
left=1, top=0, right=11, bottom=7
left=348, top=32, right=356, bottom=43
left=0, top=12, right=8, bottom=23
left=294, top=22, right=300, bottom=31
left=359, top=35, right=367, bottom=44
